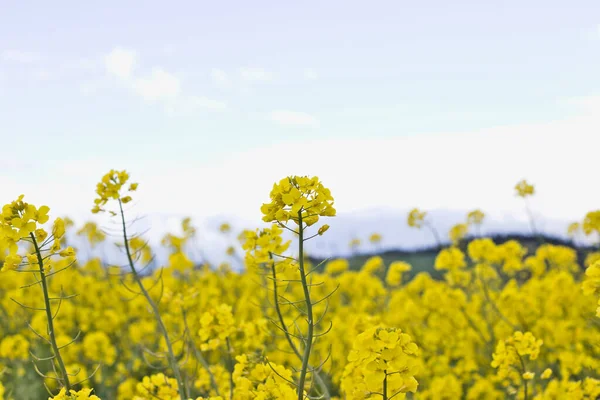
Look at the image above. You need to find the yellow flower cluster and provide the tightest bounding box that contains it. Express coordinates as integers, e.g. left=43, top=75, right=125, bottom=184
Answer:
left=91, top=169, right=138, bottom=214
left=82, top=331, right=117, bottom=365
left=133, top=373, right=180, bottom=399
left=407, top=208, right=426, bottom=228
left=0, top=195, right=53, bottom=270
left=341, top=326, right=419, bottom=399
left=241, top=224, right=290, bottom=270
left=325, top=259, right=349, bottom=275
left=369, top=233, right=382, bottom=244
left=231, top=354, right=297, bottom=399
left=49, top=388, right=100, bottom=400
left=515, top=179, right=535, bottom=197
left=386, top=261, right=411, bottom=287
left=0, top=334, right=29, bottom=360
left=261, top=176, right=336, bottom=226
left=362, top=256, right=384, bottom=275
left=583, top=211, right=600, bottom=236
left=467, top=209, right=485, bottom=225
left=489, top=331, right=544, bottom=398
left=448, top=223, right=468, bottom=245
left=434, top=247, right=466, bottom=271
left=77, top=222, right=106, bottom=248
left=583, top=260, right=600, bottom=316
left=492, top=331, right=543, bottom=375
left=198, top=304, right=236, bottom=351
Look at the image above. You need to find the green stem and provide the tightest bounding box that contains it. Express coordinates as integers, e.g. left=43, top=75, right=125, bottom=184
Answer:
left=425, top=221, right=442, bottom=248
left=517, top=352, right=528, bottom=400
left=226, top=338, right=234, bottom=400
left=382, top=371, right=388, bottom=400
left=524, top=199, right=543, bottom=245
left=118, top=200, right=188, bottom=399
left=269, top=255, right=330, bottom=399
left=297, top=212, right=314, bottom=400
left=30, top=232, right=71, bottom=392
left=459, top=307, right=488, bottom=345
left=476, top=267, right=518, bottom=330
left=270, top=259, right=300, bottom=358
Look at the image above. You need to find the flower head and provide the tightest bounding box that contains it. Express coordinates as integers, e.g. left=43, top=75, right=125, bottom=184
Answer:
left=342, top=326, right=419, bottom=399
left=407, top=208, right=426, bottom=228
left=91, top=169, right=138, bottom=214
left=515, top=179, right=535, bottom=198
left=261, top=176, right=335, bottom=226
left=467, top=209, right=485, bottom=225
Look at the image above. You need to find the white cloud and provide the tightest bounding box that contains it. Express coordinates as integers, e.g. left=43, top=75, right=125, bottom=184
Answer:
left=270, top=110, right=319, bottom=126
left=105, top=47, right=136, bottom=79
left=101, top=48, right=223, bottom=115
left=304, top=68, right=318, bottom=80
left=133, top=68, right=181, bottom=101
left=211, top=68, right=231, bottom=88
left=2, top=50, right=40, bottom=63
left=240, top=67, right=272, bottom=82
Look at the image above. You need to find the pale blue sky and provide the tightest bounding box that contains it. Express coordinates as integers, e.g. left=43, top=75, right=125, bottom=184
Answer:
left=1, top=1, right=599, bottom=237
left=1, top=1, right=599, bottom=164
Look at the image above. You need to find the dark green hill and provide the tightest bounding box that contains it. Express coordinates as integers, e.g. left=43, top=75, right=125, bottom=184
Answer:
left=308, top=233, right=597, bottom=280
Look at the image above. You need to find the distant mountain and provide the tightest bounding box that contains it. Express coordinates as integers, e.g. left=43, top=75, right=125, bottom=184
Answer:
left=67, top=207, right=587, bottom=270
left=303, top=207, right=577, bottom=257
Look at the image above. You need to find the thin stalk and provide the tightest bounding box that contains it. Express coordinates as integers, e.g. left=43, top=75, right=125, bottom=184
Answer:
left=517, top=352, right=528, bottom=400
left=476, top=267, right=518, bottom=330
left=524, top=200, right=537, bottom=236
left=382, top=371, right=388, bottom=400
left=524, top=199, right=543, bottom=245
left=297, top=212, right=313, bottom=400
left=30, top=232, right=71, bottom=392
left=118, top=200, right=188, bottom=399
left=459, top=307, right=488, bottom=346
left=424, top=221, right=442, bottom=248
left=269, top=255, right=330, bottom=399
left=226, top=338, right=234, bottom=400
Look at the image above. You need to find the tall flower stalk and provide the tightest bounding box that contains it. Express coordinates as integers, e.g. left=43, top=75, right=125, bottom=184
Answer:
left=296, top=212, right=314, bottom=398
left=515, top=179, right=542, bottom=244
left=259, top=176, right=336, bottom=399
left=407, top=208, right=442, bottom=248
left=29, top=231, right=72, bottom=392
left=91, top=170, right=188, bottom=399
left=0, top=196, right=81, bottom=394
